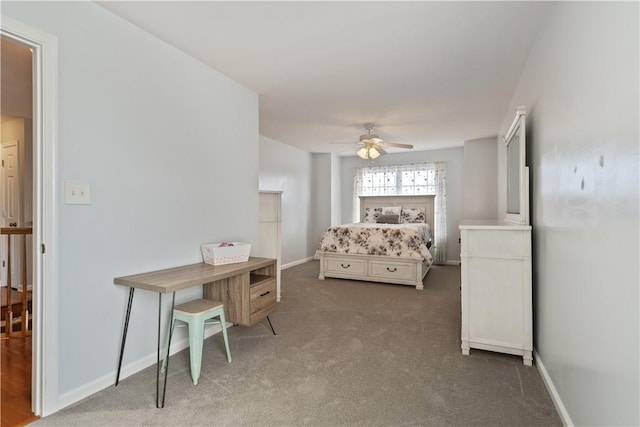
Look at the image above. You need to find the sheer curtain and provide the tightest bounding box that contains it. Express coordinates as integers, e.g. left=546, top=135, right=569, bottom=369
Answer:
left=353, top=162, right=447, bottom=264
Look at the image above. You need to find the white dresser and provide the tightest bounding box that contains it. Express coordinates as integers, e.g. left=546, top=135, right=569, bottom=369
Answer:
left=459, top=220, right=532, bottom=365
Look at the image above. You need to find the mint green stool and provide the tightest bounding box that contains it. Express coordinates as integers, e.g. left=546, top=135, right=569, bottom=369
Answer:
left=163, top=299, right=232, bottom=385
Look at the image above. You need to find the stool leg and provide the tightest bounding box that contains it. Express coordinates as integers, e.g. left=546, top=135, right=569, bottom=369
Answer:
left=218, top=311, right=232, bottom=363
left=188, top=317, right=205, bottom=385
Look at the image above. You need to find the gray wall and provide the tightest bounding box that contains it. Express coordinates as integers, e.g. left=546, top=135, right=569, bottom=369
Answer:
left=311, top=153, right=333, bottom=251
left=4, top=0, right=259, bottom=399
left=462, top=137, right=498, bottom=220
left=259, top=135, right=314, bottom=264
left=340, top=147, right=463, bottom=263
left=330, top=152, right=341, bottom=226
left=499, top=2, right=639, bottom=425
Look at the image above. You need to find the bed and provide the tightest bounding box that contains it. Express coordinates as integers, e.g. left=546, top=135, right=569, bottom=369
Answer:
left=316, top=195, right=435, bottom=290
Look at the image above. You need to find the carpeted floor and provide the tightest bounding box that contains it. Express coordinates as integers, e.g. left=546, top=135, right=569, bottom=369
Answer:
left=32, top=261, right=561, bottom=426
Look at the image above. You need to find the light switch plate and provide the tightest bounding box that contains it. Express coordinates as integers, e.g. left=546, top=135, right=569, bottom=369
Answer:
left=64, top=181, right=91, bottom=205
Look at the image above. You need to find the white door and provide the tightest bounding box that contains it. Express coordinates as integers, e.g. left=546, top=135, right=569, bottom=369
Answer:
left=1, top=140, right=22, bottom=288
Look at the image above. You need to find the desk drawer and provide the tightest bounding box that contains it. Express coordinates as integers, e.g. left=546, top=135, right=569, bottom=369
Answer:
left=250, top=278, right=276, bottom=323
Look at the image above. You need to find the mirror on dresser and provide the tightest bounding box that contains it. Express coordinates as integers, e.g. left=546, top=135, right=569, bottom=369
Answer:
left=458, top=105, right=533, bottom=366
left=504, top=106, right=529, bottom=225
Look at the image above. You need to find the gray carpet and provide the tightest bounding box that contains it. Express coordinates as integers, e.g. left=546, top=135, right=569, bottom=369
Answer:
left=33, top=261, right=561, bottom=426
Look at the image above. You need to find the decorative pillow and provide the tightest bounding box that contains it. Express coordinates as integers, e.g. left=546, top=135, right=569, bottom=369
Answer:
left=376, top=214, right=400, bottom=224
left=363, top=207, right=383, bottom=223
left=401, top=207, right=426, bottom=223
left=381, top=206, right=402, bottom=216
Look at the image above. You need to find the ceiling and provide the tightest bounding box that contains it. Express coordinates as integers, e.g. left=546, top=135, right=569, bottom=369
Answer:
left=97, top=1, right=550, bottom=155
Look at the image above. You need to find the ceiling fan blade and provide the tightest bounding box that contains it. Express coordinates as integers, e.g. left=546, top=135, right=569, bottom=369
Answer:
left=375, top=147, right=388, bottom=155
left=378, top=141, right=413, bottom=149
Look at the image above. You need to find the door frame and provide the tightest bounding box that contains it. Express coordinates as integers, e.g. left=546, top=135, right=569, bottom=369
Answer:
left=1, top=16, right=59, bottom=416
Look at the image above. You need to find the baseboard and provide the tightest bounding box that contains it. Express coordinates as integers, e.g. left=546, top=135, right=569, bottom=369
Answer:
left=57, top=323, right=228, bottom=411
left=445, top=260, right=461, bottom=266
left=281, top=256, right=315, bottom=270
left=534, top=349, right=573, bottom=426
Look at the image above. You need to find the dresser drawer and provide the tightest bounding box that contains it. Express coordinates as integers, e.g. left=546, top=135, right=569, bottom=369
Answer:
left=250, top=278, right=276, bottom=323
left=325, top=258, right=366, bottom=275
left=465, top=229, right=531, bottom=258
left=369, top=260, right=416, bottom=280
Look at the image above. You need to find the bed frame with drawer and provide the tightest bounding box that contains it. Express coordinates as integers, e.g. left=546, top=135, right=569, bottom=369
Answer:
left=317, top=195, right=435, bottom=290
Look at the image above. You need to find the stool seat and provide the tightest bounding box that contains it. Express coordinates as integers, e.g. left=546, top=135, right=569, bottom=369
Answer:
left=174, top=299, right=224, bottom=315
left=163, top=298, right=232, bottom=386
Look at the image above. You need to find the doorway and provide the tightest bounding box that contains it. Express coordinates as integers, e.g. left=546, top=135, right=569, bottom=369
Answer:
left=1, top=34, right=36, bottom=426
left=1, top=16, right=59, bottom=419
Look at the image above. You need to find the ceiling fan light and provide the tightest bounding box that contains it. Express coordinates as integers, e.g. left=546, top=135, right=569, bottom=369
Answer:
left=353, top=123, right=408, bottom=158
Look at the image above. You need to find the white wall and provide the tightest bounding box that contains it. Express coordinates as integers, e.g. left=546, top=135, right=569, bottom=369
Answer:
left=340, top=147, right=463, bottom=263
left=1, top=117, right=34, bottom=288
left=1, top=117, right=32, bottom=224
left=499, top=3, right=639, bottom=425
left=0, top=37, right=32, bottom=119
left=259, top=135, right=314, bottom=264
left=462, top=137, right=497, bottom=220
left=3, top=0, right=259, bottom=403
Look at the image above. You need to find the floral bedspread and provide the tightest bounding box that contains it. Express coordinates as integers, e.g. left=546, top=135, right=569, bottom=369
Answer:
left=316, top=223, right=433, bottom=263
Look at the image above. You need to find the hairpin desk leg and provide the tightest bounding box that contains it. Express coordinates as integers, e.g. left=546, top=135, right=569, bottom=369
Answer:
left=155, top=293, right=163, bottom=408
left=160, top=292, right=176, bottom=408
left=266, top=316, right=276, bottom=336
left=115, top=287, right=135, bottom=386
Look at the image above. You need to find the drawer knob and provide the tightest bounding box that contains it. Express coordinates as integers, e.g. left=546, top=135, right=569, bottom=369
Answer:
left=386, top=267, right=398, bottom=273
left=260, top=291, right=271, bottom=297
left=341, top=264, right=350, bottom=268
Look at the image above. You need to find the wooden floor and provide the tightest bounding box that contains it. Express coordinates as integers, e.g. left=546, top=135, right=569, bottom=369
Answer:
left=1, top=337, right=38, bottom=427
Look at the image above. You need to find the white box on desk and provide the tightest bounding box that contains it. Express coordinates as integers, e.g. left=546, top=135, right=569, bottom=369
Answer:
left=201, top=242, right=251, bottom=266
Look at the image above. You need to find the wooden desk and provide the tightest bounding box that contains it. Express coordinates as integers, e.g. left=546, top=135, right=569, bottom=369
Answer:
left=114, top=257, right=277, bottom=408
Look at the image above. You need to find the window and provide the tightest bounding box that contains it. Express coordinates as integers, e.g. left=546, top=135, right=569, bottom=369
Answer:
left=358, top=170, right=397, bottom=196
left=354, top=162, right=447, bottom=264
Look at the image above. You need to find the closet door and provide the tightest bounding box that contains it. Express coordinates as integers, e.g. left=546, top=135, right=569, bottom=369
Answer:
left=256, top=191, right=282, bottom=300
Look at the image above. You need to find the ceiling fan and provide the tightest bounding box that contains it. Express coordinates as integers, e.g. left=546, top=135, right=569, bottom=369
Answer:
left=347, top=123, right=414, bottom=159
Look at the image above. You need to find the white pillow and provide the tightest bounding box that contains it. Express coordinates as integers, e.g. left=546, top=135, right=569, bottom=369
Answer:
left=381, top=206, right=402, bottom=216
left=401, top=207, right=426, bottom=223
left=363, top=207, right=382, bottom=223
